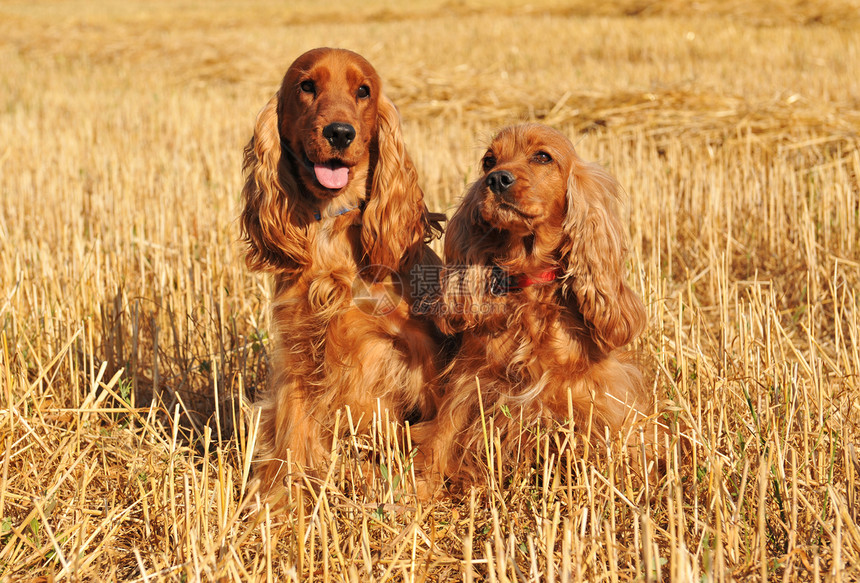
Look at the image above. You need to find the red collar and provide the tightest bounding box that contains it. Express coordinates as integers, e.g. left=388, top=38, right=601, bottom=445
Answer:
left=510, top=267, right=563, bottom=291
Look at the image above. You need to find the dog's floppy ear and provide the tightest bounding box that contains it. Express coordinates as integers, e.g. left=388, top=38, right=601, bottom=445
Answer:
left=240, top=94, right=309, bottom=276
left=361, top=93, right=428, bottom=276
left=558, top=159, right=645, bottom=351
left=443, top=178, right=489, bottom=267
left=432, top=178, right=510, bottom=334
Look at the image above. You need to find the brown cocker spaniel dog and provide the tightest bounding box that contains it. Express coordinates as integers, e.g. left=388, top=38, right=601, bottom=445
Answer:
left=241, top=48, right=443, bottom=501
left=414, top=123, right=652, bottom=492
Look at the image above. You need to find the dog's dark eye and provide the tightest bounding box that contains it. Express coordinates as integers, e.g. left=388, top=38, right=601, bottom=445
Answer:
left=533, top=151, right=553, bottom=164
left=482, top=155, right=496, bottom=172
left=356, top=85, right=370, bottom=99
left=300, top=80, right=316, bottom=95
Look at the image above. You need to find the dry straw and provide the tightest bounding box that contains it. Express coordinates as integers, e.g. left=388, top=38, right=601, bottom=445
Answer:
left=0, top=0, right=858, bottom=580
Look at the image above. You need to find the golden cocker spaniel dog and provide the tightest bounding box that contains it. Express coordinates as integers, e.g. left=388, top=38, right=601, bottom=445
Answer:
left=241, top=48, right=443, bottom=500
left=414, top=123, right=651, bottom=491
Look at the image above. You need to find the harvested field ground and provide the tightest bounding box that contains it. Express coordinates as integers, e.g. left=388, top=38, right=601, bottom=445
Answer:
left=0, top=0, right=859, bottom=580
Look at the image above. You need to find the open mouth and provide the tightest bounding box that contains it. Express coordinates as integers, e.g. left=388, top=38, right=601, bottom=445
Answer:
left=312, top=159, right=350, bottom=190
left=281, top=137, right=354, bottom=192
left=296, top=153, right=351, bottom=191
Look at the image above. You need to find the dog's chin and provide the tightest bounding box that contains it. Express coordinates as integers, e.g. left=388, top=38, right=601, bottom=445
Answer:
left=481, top=198, right=537, bottom=235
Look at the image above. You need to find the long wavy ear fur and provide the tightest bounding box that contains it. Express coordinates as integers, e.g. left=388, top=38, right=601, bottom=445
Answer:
left=240, top=94, right=308, bottom=276
left=432, top=180, right=508, bottom=333
left=443, top=181, right=480, bottom=266
left=362, top=94, right=430, bottom=274
left=559, top=159, right=645, bottom=351
left=443, top=179, right=506, bottom=267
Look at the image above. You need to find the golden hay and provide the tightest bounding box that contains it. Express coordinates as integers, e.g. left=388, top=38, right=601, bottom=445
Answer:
left=0, top=1, right=858, bottom=580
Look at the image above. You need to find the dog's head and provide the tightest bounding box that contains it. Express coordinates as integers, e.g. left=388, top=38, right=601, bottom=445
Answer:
left=275, top=48, right=380, bottom=198
left=241, top=48, right=433, bottom=276
left=447, top=123, right=645, bottom=350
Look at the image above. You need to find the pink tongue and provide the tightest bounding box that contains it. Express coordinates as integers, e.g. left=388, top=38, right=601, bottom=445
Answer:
left=314, top=164, right=349, bottom=190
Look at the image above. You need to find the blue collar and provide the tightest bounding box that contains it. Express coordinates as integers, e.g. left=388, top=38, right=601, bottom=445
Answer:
left=313, top=203, right=362, bottom=221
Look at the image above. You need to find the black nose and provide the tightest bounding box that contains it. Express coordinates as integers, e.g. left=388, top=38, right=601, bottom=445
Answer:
left=322, top=122, right=356, bottom=149
left=486, top=170, right=516, bottom=194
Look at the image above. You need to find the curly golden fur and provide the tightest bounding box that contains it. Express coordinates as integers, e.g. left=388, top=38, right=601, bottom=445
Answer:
left=241, top=48, right=443, bottom=500
left=413, top=124, right=651, bottom=492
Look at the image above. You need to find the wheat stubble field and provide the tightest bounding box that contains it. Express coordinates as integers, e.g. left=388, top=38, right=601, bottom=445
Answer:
left=1, top=0, right=859, bottom=581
